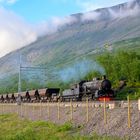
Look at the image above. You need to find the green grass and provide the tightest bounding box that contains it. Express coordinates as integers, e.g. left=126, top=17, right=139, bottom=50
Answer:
left=0, top=114, right=126, bottom=140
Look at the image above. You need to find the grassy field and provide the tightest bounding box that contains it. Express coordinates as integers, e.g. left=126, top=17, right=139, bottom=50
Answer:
left=0, top=114, right=127, bottom=140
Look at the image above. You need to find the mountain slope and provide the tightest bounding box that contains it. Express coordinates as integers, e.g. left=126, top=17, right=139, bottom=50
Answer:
left=0, top=0, right=140, bottom=91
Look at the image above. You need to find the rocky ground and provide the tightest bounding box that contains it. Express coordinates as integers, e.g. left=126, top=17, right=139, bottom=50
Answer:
left=0, top=101, right=140, bottom=140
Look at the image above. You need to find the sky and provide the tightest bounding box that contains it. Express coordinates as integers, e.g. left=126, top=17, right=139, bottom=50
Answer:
left=0, top=0, right=133, bottom=57
left=1, top=0, right=131, bottom=23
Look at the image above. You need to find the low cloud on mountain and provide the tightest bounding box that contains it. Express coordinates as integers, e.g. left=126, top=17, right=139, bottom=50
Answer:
left=0, top=0, right=140, bottom=57
left=81, top=0, right=140, bottom=21
left=109, top=1, right=140, bottom=18
left=81, top=11, right=101, bottom=21
left=35, top=16, right=77, bottom=36
left=0, top=7, right=77, bottom=57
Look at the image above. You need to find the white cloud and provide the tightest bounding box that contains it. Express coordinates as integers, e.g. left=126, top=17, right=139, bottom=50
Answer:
left=51, top=16, right=77, bottom=28
left=0, top=7, right=78, bottom=57
left=81, top=11, right=101, bottom=21
left=7, top=0, right=18, bottom=4
left=0, top=7, right=37, bottom=57
left=0, top=0, right=18, bottom=4
left=35, top=16, right=77, bottom=36
left=109, top=1, right=140, bottom=19
left=81, top=0, right=140, bottom=21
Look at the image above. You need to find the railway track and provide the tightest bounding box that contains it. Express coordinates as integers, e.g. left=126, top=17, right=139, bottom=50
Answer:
left=0, top=100, right=138, bottom=109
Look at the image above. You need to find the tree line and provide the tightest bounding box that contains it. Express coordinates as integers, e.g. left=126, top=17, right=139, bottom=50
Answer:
left=96, top=51, right=140, bottom=86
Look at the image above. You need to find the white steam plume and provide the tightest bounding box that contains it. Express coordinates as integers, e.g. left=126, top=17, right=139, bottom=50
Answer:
left=58, top=59, right=105, bottom=82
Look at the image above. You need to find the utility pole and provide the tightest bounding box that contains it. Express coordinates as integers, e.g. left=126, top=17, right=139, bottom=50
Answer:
left=17, top=54, right=21, bottom=105
left=17, top=53, right=47, bottom=105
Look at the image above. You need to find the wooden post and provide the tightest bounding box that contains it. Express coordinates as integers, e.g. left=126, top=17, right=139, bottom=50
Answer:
left=127, top=95, right=131, bottom=128
left=104, top=98, right=107, bottom=125
left=57, top=99, right=60, bottom=120
left=10, top=104, right=12, bottom=113
left=47, top=101, right=50, bottom=120
left=40, top=101, right=42, bottom=119
left=4, top=104, right=6, bottom=114
left=22, top=103, right=25, bottom=117
left=20, top=104, right=22, bottom=117
left=32, top=105, right=35, bottom=120
left=17, top=105, right=19, bottom=115
left=7, top=104, right=9, bottom=113
left=86, top=97, right=89, bottom=123
left=3, top=104, right=5, bottom=114
left=70, top=99, right=73, bottom=120
left=0, top=104, right=2, bottom=115
left=6, top=104, right=8, bottom=113
left=0, top=104, right=1, bottom=114
left=24, top=104, right=27, bottom=117
left=23, top=103, right=26, bottom=118
left=8, top=104, right=10, bottom=113
left=2, top=104, right=4, bottom=114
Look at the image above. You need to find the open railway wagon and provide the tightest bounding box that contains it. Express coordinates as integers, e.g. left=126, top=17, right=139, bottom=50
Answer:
left=21, top=88, right=60, bottom=102
left=40, top=88, right=60, bottom=102
left=0, top=88, right=60, bottom=103
left=0, top=93, right=18, bottom=103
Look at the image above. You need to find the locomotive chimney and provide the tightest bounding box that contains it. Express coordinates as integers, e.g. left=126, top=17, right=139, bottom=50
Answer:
left=102, top=75, right=106, bottom=80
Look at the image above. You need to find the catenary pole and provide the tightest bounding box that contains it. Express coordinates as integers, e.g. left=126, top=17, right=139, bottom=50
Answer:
left=17, top=54, right=21, bottom=105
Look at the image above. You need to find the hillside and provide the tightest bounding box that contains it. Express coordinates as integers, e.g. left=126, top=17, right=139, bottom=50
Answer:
left=0, top=0, right=140, bottom=92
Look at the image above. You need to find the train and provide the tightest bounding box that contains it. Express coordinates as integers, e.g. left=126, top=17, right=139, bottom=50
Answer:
left=0, top=76, right=126, bottom=103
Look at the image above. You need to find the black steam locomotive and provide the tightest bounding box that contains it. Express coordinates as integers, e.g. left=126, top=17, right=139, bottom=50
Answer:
left=61, top=76, right=115, bottom=101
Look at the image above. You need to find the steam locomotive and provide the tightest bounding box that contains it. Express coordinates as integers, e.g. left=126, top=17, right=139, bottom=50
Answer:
left=0, top=76, right=125, bottom=103
left=61, top=76, right=115, bottom=101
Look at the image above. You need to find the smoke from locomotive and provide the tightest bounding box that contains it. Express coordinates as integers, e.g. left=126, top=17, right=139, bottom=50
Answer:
left=58, top=59, right=105, bottom=82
